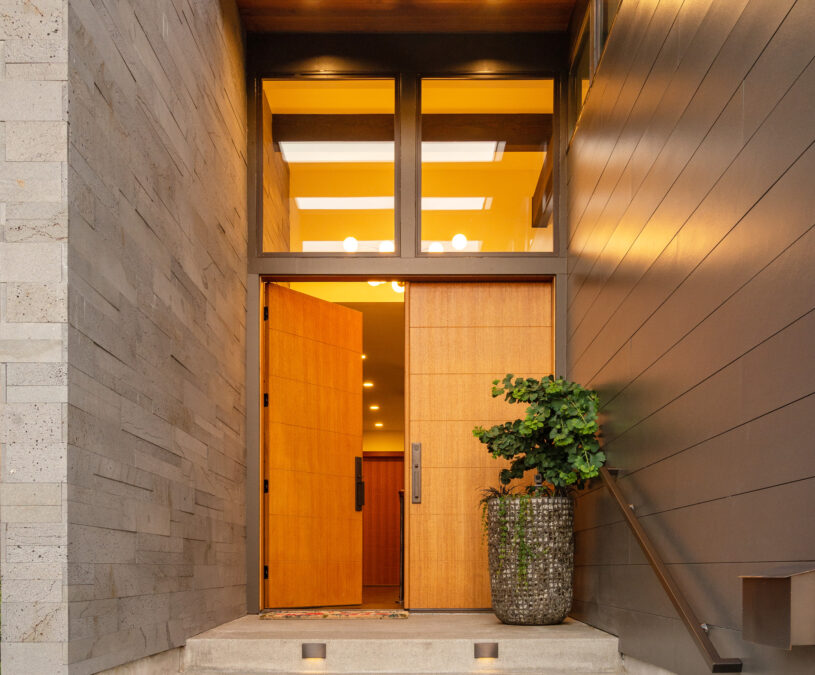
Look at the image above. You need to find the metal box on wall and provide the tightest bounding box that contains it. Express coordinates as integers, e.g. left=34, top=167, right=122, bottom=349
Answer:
left=741, top=566, right=815, bottom=649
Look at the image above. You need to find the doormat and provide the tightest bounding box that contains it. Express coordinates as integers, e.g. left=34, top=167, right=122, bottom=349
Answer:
left=260, top=609, right=409, bottom=620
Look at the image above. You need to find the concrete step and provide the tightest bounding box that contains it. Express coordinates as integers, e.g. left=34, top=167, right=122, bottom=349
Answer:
left=182, top=613, right=622, bottom=674
left=186, top=671, right=626, bottom=675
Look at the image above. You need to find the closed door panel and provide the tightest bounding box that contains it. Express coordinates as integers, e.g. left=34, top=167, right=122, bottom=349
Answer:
left=263, top=283, right=363, bottom=608
left=406, top=282, right=553, bottom=609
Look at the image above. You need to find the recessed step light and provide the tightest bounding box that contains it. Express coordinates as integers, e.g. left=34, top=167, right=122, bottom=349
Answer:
left=474, top=642, right=498, bottom=659
left=301, top=642, right=326, bottom=659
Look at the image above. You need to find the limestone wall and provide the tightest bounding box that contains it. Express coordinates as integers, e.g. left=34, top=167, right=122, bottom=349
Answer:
left=64, top=0, right=248, bottom=672
left=0, top=0, right=70, bottom=672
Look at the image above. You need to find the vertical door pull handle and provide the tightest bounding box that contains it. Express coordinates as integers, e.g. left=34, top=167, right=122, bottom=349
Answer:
left=411, top=442, right=421, bottom=504
left=355, top=456, right=365, bottom=511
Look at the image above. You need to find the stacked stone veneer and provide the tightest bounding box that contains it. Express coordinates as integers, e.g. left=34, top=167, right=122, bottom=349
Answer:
left=0, top=0, right=70, bottom=672
left=2, top=0, right=248, bottom=673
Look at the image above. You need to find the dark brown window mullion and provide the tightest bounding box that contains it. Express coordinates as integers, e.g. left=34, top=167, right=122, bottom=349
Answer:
left=398, top=73, right=419, bottom=259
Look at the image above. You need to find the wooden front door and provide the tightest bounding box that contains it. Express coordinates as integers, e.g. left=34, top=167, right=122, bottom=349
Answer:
left=405, top=282, right=554, bottom=608
left=262, top=283, right=363, bottom=608
left=362, top=453, right=404, bottom=586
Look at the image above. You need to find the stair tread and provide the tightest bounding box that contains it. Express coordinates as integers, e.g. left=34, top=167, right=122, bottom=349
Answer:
left=183, top=614, right=622, bottom=675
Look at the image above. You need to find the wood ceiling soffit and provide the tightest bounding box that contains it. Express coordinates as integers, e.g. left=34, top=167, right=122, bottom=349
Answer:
left=237, top=1, right=576, bottom=33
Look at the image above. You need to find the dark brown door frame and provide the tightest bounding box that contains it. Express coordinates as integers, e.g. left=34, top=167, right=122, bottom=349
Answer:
left=245, top=33, right=572, bottom=613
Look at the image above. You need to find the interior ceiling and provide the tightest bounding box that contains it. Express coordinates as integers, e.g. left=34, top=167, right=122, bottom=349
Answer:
left=237, top=1, right=578, bottom=33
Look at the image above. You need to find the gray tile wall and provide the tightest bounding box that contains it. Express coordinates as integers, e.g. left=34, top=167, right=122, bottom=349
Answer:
left=0, top=0, right=70, bottom=672
left=566, top=0, right=815, bottom=673
left=0, top=0, right=253, bottom=673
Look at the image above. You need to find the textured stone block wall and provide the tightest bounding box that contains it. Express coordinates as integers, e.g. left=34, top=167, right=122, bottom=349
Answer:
left=65, top=0, right=248, bottom=672
left=0, top=0, right=70, bottom=672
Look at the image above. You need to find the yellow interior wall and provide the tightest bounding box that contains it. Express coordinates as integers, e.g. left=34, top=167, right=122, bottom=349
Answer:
left=288, top=281, right=405, bottom=303
left=264, top=79, right=395, bottom=114
left=363, top=431, right=404, bottom=453
left=422, top=79, right=554, bottom=114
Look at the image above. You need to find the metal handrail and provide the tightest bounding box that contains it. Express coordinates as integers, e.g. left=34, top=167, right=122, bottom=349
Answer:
left=599, top=467, right=742, bottom=673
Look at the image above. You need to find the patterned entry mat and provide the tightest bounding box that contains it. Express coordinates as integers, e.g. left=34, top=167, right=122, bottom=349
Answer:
left=260, top=609, right=409, bottom=620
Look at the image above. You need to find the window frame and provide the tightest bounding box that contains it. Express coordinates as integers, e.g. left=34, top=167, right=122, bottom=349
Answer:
left=256, top=72, right=402, bottom=259
left=415, top=73, right=558, bottom=258
left=247, top=33, right=569, bottom=273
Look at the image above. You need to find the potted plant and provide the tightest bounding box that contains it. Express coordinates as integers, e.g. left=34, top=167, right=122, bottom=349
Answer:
left=473, top=374, right=605, bottom=625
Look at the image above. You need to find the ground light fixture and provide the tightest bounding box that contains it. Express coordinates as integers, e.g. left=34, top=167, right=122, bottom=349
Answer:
left=361, top=354, right=366, bottom=359
left=473, top=642, right=499, bottom=659
left=301, top=643, right=327, bottom=659
left=375, top=422, right=384, bottom=428
left=363, top=381, right=374, bottom=388
left=369, top=405, right=380, bottom=410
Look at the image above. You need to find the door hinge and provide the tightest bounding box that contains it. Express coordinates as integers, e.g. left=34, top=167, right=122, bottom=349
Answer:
left=263, top=565, right=268, bottom=580
left=263, top=306, right=268, bottom=321
left=263, top=479, right=269, bottom=493
left=263, top=393, right=268, bottom=407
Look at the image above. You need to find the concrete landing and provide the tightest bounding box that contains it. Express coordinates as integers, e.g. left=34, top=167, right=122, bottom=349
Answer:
left=182, top=613, right=622, bottom=674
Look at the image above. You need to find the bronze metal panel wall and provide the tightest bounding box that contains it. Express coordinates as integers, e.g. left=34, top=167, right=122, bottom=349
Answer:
left=566, top=0, right=815, bottom=672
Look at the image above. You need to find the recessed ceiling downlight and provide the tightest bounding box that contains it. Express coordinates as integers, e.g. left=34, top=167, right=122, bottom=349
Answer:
left=451, top=233, right=468, bottom=250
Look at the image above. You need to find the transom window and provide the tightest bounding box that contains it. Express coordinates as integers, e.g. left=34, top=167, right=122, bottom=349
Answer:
left=259, top=76, right=555, bottom=256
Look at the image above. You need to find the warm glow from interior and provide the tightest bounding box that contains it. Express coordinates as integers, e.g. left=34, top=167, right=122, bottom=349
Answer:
left=363, top=381, right=374, bottom=388
left=280, top=141, right=499, bottom=164
left=420, top=79, right=554, bottom=253
left=264, top=79, right=394, bottom=114
left=374, top=422, right=384, bottom=428
left=422, top=79, right=554, bottom=114
left=262, top=79, right=395, bottom=253
left=262, top=78, right=554, bottom=253
left=369, top=405, right=380, bottom=410
left=289, top=281, right=404, bottom=303
left=294, top=197, right=486, bottom=211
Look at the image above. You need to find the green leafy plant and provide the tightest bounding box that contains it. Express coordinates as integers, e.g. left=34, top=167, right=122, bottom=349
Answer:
left=473, top=374, right=605, bottom=497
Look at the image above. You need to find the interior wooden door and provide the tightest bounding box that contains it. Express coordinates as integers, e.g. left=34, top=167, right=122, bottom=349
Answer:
left=362, top=453, right=404, bottom=586
left=405, top=282, right=554, bottom=608
left=262, top=283, right=363, bottom=608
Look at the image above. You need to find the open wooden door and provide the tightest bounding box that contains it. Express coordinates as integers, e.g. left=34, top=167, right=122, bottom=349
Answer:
left=262, top=283, right=363, bottom=608
left=405, top=282, right=554, bottom=608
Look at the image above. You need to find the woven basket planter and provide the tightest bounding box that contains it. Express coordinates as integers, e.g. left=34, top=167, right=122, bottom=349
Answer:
left=486, top=495, right=574, bottom=625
